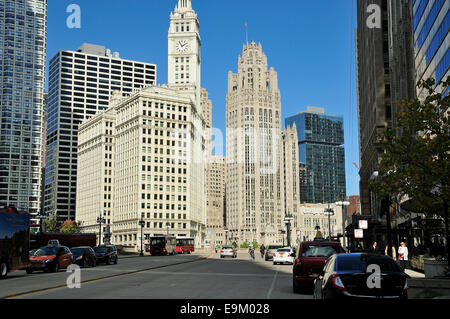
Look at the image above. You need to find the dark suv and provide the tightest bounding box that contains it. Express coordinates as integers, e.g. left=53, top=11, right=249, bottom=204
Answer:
left=93, top=245, right=118, bottom=265
left=293, top=240, right=345, bottom=293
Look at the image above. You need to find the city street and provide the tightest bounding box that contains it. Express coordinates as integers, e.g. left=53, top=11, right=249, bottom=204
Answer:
left=1, top=252, right=312, bottom=299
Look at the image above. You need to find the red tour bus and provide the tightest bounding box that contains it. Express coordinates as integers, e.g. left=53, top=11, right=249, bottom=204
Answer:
left=149, top=235, right=177, bottom=256
left=176, top=237, right=195, bottom=254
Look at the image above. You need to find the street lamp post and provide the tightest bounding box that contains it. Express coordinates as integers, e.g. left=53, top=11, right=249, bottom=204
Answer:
left=336, top=198, right=350, bottom=246
left=224, top=228, right=228, bottom=245
left=96, top=215, right=106, bottom=246
left=139, top=218, right=145, bottom=256
left=284, top=214, right=294, bottom=247
left=324, top=205, right=334, bottom=240
left=35, top=215, right=49, bottom=235
left=279, top=230, right=286, bottom=246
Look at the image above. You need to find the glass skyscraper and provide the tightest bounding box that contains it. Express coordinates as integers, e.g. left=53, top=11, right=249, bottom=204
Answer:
left=413, top=0, right=449, bottom=97
left=0, top=0, right=47, bottom=219
left=285, top=107, right=346, bottom=204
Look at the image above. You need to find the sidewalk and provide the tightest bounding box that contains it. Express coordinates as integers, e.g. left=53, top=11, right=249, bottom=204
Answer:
left=406, top=269, right=450, bottom=299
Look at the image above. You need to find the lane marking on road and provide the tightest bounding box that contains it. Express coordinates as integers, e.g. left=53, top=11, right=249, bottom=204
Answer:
left=140, top=270, right=291, bottom=278
left=4, top=256, right=208, bottom=299
left=266, top=270, right=278, bottom=299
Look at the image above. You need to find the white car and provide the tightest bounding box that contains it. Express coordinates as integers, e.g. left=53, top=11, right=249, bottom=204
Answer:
left=220, top=246, right=237, bottom=258
left=273, top=247, right=295, bottom=265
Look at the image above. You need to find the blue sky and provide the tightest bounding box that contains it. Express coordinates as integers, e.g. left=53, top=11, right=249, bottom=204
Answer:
left=46, top=0, right=360, bottom=196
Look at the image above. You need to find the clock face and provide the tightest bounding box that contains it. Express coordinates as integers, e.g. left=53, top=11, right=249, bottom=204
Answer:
left=176, top=40, right=189, bottom=53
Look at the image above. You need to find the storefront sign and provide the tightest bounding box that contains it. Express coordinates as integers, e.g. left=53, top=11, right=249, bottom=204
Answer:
left=359, top=220, right=368, bottom=229
left=354, top=229, right=364, bottom=238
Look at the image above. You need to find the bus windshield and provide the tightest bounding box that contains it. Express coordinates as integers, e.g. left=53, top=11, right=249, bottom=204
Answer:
left=150, top=237, right=165, bottom=246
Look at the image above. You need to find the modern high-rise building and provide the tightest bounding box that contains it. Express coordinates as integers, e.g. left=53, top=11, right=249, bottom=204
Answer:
left=286, top=107, right=346, bottom=204
left=226, top=42, right=300, bottom=245
left=0, top=0, right=47, bottom=219
left=45, top=44, right=156, bottom=221
left=413, top=0, right=449, bottom=98
left=356, top=0, right=415, bottom=217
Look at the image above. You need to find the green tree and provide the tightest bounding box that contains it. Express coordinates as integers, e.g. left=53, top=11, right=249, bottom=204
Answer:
left=370, top=77, right=450, bottom=266
left=240, top=241, right=249, bottom=249
left=252, top=241, right=259, bottom=249
left=59, top=219, right=80, bottom=233
left=43, top=218, right=60, bottom=233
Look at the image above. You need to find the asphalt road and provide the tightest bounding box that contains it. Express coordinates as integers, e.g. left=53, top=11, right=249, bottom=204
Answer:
left=1, top=252, right=313, bottom=299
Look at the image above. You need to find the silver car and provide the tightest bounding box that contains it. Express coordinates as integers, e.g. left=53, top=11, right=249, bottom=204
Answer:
left=220, top=246, right=237, bottom=258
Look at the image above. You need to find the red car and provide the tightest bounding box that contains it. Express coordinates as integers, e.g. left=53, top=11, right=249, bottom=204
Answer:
left=293, top=239, right=345, bottom=293
left=27, top=245, right=72, bottom=273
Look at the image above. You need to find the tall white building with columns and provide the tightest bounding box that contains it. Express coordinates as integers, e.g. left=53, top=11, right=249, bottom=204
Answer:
left=76, top=0, right=207, bottom=249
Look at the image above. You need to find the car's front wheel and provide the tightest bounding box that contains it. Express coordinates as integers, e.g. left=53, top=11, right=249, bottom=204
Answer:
left=1, top=262, right=8, bottom=279
left=114, top=257, right=118, bottom=265
left=26, top=268, right=33, bottom=274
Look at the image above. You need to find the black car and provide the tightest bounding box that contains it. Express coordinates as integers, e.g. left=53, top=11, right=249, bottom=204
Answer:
left=70, top=246, right=97, bottom=268
left=93, top=245, right=118, bottom=265
left=313, top=253, right=408, bottom=299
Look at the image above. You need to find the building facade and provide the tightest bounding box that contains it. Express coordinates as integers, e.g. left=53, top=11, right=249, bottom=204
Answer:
left=356, top=0, right=415, bottom=217
left=285, top=107, right=346, bottom=204
left=226, top=42, right=300, bottom=246
left=76, top=0, right=207, bottom=249
left=298, top=203, right=344, bottom=246
left=0, top=0, right=47, bottom=220
left=205, top=155, right=226, bottom=248
left=413, top=0, right=449, bottom=97
left=45, top=43, right=156, bottom=221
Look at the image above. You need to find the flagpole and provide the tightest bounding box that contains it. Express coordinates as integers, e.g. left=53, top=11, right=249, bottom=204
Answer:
left=245, top=22, right=248, bottom=44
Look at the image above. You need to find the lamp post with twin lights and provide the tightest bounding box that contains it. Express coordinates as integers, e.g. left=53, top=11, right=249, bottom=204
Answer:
left=139, top=217, right=145, bottom=256
left=96, top=215, right=106, bottom=246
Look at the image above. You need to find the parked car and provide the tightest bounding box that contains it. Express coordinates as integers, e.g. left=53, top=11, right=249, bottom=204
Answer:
left=220, top=246, right=237, bottom=258
left=70, top=246, right=97, bottom=268
left=273, top=247, right=296, bottom=265
left=292, top=240, right=345, bottom=293
left=27, top=245, right=72, bottom=273
left=93, top=245, right=118, bottom=265
left=265, top=245, right=283, bottom=261
left=313, top=253, right=408, bottom=299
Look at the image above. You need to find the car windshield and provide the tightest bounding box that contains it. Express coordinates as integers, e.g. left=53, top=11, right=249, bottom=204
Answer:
left=268, top=246, right=282, bottom=250
left=94, top=247, right=108, bottom=253
left=277, top=248, right=291, bottom=252
left=222, top=247, right=233, bottom=250
left=70, top=248, right=86, bottom=255
left=33, top=247, right=58, bottom=256
left=303, top=245, right=337, bottom=257
left=337, top=255, right=402, bottom=273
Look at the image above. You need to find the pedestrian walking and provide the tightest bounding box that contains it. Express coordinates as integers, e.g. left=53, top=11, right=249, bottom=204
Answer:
left=398, top=242, right=409, bottom=271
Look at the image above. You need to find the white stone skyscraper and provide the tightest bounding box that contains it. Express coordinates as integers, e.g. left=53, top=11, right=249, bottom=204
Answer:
left=0, top=0, right=47, bottom=220
left=226, top=42, right=294, bottom=245
left=76, top=0, right=207, bottom=249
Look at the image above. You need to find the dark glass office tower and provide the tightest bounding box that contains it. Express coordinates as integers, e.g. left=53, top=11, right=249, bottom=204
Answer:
left=0, top=0, right=47, bottom=219
left=286, top=107, right=346, bottom=204
left=45, top=44, right=156, bottom=221
left=413, top=0, right=449, bottom=98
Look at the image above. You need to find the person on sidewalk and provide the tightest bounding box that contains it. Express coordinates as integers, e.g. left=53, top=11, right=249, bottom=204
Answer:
left=370, top=241, right=380, bottom=254
left=260, top=244, right=265, bottom=258
left=385, top=244, right=397, bottom=261
left=398, top=242, right=409, bottom=271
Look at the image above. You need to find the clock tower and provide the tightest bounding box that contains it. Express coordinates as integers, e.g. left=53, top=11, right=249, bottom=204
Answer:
left=168, top=0, right=201, bottom=108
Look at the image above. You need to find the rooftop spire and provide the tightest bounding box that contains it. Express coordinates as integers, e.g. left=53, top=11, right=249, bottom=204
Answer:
left=177, top=0, right=192, bottom=9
